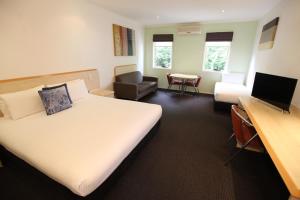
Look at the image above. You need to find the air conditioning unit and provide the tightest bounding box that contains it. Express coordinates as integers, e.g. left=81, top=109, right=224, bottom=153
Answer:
left=177, top=23, right=202, bottom=35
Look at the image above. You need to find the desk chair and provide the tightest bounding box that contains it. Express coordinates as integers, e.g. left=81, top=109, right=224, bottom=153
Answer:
left=225, top=105, right=263, bottom=165
left=167, top=74, right=183, bottom=90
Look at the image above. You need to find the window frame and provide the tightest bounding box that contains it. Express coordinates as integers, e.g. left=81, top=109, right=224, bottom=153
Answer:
left=202, top=41, right=231, bottom=73
left=152, top=41, right=173, bottom=69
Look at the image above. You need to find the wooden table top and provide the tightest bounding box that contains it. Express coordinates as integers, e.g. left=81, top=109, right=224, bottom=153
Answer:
left=170, top=73, right=198, bottom=79
left=239, top=96, right=300, bottom=197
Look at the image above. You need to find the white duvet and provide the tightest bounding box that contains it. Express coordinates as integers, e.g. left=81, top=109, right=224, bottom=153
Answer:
left=214, top=82, right=251, bottom=104
left=0, top=95, right=162, bottom=196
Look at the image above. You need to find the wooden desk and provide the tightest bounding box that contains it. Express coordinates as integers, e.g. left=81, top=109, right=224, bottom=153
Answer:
left=239, top=96, right=300, bottom=200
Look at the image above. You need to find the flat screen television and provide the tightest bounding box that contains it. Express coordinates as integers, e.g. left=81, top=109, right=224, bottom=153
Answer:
left=251, top=72, right=298, bottom=111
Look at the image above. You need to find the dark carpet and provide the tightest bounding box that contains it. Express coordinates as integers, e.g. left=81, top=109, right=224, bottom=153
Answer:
left=0, top=90, right=289, bottom=200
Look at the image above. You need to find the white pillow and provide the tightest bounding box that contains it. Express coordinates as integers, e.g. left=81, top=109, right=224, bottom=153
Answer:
left=221, top=73, right=245, bottom=85
left=0, top=86, right=44, bottom=120
left=66, top=79, right=89, bottom=101
left=47, top=79, right=88, bottom=102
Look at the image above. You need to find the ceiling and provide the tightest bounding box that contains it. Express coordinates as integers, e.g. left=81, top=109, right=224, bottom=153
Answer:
left=93, top=0, right=282, bottom=26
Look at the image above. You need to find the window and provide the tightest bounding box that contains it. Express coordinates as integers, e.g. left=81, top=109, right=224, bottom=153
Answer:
left=152, top=34, right=173, bottom=69
left=153, top=42, right=173, bottom=69
left=202, top=32, right=234, bottom=72
left=203, top=42, right=231, bottom=72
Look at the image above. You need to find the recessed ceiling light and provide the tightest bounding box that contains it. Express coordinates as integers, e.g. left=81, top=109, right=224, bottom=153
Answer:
left=221, top=10, right=225, bottom=13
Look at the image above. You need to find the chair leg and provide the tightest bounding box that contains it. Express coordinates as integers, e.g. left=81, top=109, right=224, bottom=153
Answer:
left=168, top=84, right=172, bottom=89
left=193, top=86, right=197, bottom=93
left=227, top=133, right=235, bottom=144
left=224, top=133, right=259, bottom=165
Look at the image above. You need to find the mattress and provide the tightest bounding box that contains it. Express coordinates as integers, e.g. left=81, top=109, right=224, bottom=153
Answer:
left=0, top=95, right=162, bottom=196
left=214, top=82, right=250, bottom=104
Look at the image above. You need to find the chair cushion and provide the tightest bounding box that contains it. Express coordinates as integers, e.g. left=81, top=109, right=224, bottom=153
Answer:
left=116, top=71, right=143, bottom=84
left=171, top=79, right=183, bottom=85
left=184, top=79, right=197, bottom=86
left=138, top=81, right=156, bottom=93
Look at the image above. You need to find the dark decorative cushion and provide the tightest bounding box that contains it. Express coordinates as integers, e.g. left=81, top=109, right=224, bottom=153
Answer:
left=38, top=85, right=72, bottom=115
left=42, top=84, right=72, bottom=104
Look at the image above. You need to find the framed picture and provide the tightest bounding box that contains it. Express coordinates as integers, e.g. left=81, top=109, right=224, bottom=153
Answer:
left=112, top=24, right=135, bottom=56
left=259, top=17, right=279, bottom=50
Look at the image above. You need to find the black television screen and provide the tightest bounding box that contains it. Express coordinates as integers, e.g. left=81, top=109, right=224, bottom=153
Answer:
left=251, top=72, right=298, bottom=111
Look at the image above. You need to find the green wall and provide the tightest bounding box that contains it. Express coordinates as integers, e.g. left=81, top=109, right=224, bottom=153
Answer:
left=144, top=21, right=258, bottom=93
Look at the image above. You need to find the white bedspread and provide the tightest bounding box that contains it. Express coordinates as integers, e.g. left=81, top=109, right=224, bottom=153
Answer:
left=0, top=95, right=162, bottom=196
left=214, top=82, right=250, bottom=104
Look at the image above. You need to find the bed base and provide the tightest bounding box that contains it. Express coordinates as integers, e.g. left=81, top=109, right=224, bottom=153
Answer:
left=214, top=100, right=235, bottom=112
left=0, top=120, right=161, bottom=198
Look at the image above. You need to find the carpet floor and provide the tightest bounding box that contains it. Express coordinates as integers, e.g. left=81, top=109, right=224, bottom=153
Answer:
left=0, top=90, right=289, bottom=200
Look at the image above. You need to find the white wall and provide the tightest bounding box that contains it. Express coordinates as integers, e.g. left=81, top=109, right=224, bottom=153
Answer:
left=247, top=0, right=300, bottom=108
left=144, top=22, right=258, bottom=94
left=0, top=0, right=144, bottom=89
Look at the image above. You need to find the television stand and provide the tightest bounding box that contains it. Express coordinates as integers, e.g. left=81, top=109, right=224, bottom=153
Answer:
left=252, top=97, right=289, bottom=114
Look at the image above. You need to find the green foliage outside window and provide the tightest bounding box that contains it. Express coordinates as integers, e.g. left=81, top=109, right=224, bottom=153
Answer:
left=154, top=46, right=172, bottom=68
left=153, top=41, right=172, bottom=69
left=204, top=46, right=230, bottom=71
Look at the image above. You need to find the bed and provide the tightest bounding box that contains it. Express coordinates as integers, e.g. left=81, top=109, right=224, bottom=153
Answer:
left=214, top=73, right=250, bottom=110
left=0, top=69, right=162, bottom=196
left=214, top=82, right=250, bottom=104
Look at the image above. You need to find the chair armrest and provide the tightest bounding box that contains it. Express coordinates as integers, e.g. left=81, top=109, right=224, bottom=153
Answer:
left=113, top=82, right=138, bottom=100
left=143, top=76, right=158, bottom=82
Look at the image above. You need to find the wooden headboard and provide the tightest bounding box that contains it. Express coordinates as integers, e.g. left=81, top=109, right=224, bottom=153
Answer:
left=114, top=64, right=137, bottom=77
left=0, top=69, right=100, bottom=94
